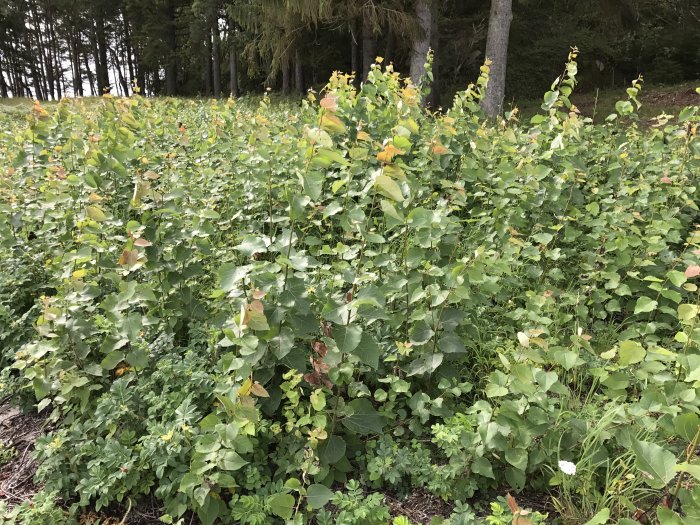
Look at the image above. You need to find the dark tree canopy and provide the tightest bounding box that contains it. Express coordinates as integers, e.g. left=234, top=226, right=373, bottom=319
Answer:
left=0, top=0, right=698, bottom=105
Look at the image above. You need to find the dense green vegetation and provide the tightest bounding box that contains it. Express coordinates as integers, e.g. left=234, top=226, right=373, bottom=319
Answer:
left=1, top=57, right=700, bottom=524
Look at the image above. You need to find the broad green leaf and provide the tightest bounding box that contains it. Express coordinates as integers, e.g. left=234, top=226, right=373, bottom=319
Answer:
left=439, top=333, right=466, bottom=354
left=554, top=350, right=581, bottom=370
left=353, top=333, right=381, bottom=369
left=268, top=493, right=295, bottom=520
left=86, top=205, right=107, bottom=222
left=678, top=304, right=699, bottom=323
left=634, top=296, right=657, bottom=315
left=582, top=509, right=610, bottom=525
left=631, top=440, right=676, bottom=488
left=619, top=340, right=646, bottom=366
left=532, top=232, right=553, bottom=245
left=485, top=384, right=508, bottom=398
left=406, top=353, right=443, bottom=376
left=179, top=473, right=199, bottom=493
left=218, top=450, right=248, bottom=471
left=306, top=484, right=334, bottom=509
left=676, top=462, right=700, bottom=481
left=318, top=435, right=346, bottom=464
left=342, top=398, right=384, bottom=434
left=234, top=236, right=267, bottom=257
left=334, top=325, right=363, bottom=353
left=374, top=174, right=403, bottom=202
left=505, top=448, right=528, bottom=471
left=471, top=456, right=495, bottom=479
left=656, top=507, right=685, bottom=525
left=101, top=351, right=124, bottom=370
left=673, top=413, right=699, bottom=442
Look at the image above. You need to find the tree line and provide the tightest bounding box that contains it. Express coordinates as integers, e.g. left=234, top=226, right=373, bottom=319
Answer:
left=1, top=0, right=698, bottom=110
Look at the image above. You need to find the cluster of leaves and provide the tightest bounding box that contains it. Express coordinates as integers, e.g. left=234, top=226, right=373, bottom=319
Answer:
left=0, top=55, right=699, bottom=524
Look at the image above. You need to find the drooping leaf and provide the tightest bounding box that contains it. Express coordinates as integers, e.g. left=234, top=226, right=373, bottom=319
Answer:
left=631, top=440, right=676, bottom=488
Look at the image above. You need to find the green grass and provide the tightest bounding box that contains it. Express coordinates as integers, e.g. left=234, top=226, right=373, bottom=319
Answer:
left=515, top=81, right=699, bottom=123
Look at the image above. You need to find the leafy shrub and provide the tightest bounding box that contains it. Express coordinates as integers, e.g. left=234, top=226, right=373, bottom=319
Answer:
left=0, top=54, right=699, bottom=524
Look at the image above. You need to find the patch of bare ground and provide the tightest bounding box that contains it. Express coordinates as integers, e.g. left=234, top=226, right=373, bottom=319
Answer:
left=640, top=86, right=699, bottom=110
left=0, top=398, right=46, bottom=506
left=385, top=489, right=454, bottom=523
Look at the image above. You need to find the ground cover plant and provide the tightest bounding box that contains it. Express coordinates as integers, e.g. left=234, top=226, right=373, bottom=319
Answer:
left=1, top=53, right=700, bottom=524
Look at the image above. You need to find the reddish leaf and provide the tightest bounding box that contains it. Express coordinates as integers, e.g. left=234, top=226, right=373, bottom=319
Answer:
left=320, top=94, right=338, bottom=112
left=134, top=238, right=152, bottom=247
left=685, top=265, right=700, bottom=278
left=506, top=493, right=520, bottom=515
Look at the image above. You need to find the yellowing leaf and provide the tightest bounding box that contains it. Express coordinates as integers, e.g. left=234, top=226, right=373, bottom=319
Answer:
left=320, top=113, right=346, bottom=134
left=86, top=205, right=107, bottom=222
left=377, top=144, right=404, bottom=164
left=238, top=378, right=253, bottom=397
left=432, top=142, right=449, bottom=155
left=517, top=331, right=530, bottom=348
left=383, top=163, right=406, bottom=181
left=356, top=131, right=371, bottom=142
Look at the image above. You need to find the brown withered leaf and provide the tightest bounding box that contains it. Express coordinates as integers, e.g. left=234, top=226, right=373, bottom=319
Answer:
left=303, top=373, right=321, bottom=387
left=312, top=340, right=328, bottom=357
left=250, top=382, right=269, bottom=398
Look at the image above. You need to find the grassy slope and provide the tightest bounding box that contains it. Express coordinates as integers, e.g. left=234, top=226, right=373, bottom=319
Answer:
left=515, top=81, right=699, bottom=123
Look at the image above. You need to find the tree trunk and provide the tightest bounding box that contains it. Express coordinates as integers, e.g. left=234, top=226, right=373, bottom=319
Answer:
left=282, top=56, right=291, bottom=95
left=164, top=0, right=178, bottom=96
left=71, top=29, right=83, bottom=96
left=294, top=48, right=304, bottom=93
left=47, top=6, right=63, bottom=98
left=89, top=28, right=103, bottom=93
left=361, top=9, right=376, bottom=81
left=212, top=24, right=221, bottom=97
left=0, top=59, right=9, bottom=98
left=385, top=30, right=395, bottom=64
left=349, top=18, right=360, bottom=87
left=83, top=47, right=96, bottom=96
left=203, top=31, right=213, bottom=95
left=229, top=42, right=239, bottom=97
left=134, top=44, right=146, bottom=94
left=96, top=15, right=110, bottom=93
left=481, top=0, right=513, bottom=118
left=30, top=3, right=52, bottom=99
left=23, top=32, right=44, bottom=100
left=110, top=47, right=129, bottom=95
left=410, top=0, right=432, bottom=86
left=122, top=8, right=135, bottom=87
left=427, top=4, right=440, bottom=107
